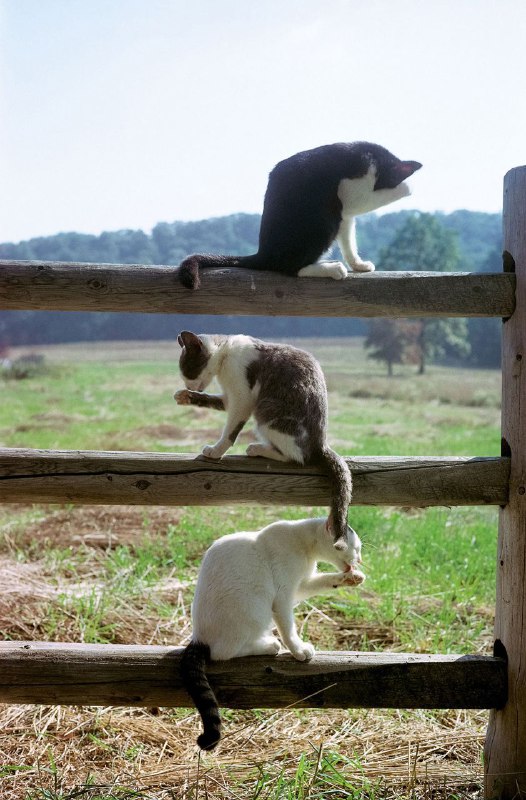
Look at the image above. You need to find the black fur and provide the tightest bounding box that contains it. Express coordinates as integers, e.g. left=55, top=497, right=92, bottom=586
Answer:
left=178, top=142, right=421, bottom=289
left=180, top=641, right=222, bottom=751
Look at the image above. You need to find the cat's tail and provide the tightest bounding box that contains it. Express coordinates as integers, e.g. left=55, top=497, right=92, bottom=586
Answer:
left=178, top=253, right=262, bottom=290
left=315, top=447, right=353, bottom=549
left=180, top=641, right=222, bottom=750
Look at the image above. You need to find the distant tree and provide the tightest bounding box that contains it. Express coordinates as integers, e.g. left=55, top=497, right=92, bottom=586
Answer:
left=365, top=318, right=421, bottom=376
left=375, top=213, right=471, bottom=372
left=376, top=212, right=460, bottom=272
left=0, top=210, right=501, bottom=346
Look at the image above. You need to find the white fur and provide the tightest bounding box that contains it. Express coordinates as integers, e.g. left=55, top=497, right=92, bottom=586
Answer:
left=297, top=261, right=348, bottom=280
left=297, top=166, right=413, bottom=278
left=190, top=517, right=365, bottom=662
left=184, top=334, right=258, bottom=459
left=178, top=334, right=309, bottom=462
left=335, top=167, right=412, bottom=273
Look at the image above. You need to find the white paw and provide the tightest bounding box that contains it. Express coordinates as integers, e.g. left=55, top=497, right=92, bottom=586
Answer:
left=174, top=389, right=192, bottom=405
left=342, top=567, right=366, bottom=586
left=201, top=444, right=223, bottom=459
left=328, top=262, right=348, bottom=280
left=265, top=638, right=281, bottom=655
left=350, top=260, right=375, bottom=273
left=292, top=642, right=315, bottom=662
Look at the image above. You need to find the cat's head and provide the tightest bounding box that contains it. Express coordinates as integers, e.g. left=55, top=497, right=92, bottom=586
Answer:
left=324, top=517, right=363, bottom=566
left=177, top=330, right=216, bottom=392
left=369, top=145, right=422, bottom=191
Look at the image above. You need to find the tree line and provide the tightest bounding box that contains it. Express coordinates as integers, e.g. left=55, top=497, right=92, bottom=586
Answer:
left=0, top=209, right=502, bottom=368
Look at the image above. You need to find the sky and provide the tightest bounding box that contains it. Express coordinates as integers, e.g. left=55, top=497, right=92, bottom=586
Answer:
left=1, top=0, right=526, bottom=244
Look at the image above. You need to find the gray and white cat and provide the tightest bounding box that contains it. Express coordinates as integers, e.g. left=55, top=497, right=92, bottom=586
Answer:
left=174, top=331, right=352, bottom=546
left=180, top=516, right=365, bottom=750
left=178, top=141, right=421, bottom=288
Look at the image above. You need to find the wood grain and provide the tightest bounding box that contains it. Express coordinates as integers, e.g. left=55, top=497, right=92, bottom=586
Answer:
left=0, top=642, right=507, bottom=710
left=0, top=260, right=515, bottom=317
left=0, top=449, right=509, bottom=507
left=485, top=168, right=526, bottom=796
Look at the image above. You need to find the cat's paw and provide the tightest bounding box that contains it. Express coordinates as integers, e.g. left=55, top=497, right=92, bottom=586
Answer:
left=328, top=262, right=348, bottom=280
left=263, top=637, right=281, bottom=655
left=350, top=260, right=375, bottom=273
left=342, top=567, right=366, bottom=586
left=246, top=443, right=265, bottom=457
left=174, top=389, right=192, bottom=405
left=292, top=642, right=315, bottom=662
left=201, top=444, right=224, bottom=459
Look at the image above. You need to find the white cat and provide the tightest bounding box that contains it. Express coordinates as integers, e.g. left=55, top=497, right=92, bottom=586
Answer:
left=180, top=516, right=365, bottom=750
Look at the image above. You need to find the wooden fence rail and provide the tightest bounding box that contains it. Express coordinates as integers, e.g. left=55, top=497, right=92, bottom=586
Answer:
left=0, top=260, right=516, bottom=317
left=0, top=449, right=509, bottom=507
left=0, top=642, right=507, bottom=711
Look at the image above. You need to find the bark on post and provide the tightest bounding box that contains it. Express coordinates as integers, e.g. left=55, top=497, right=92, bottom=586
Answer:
left=485, top=166, right=526, bottom=796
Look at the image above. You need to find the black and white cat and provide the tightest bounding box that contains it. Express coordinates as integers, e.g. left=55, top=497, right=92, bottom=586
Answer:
left=178, top=141, right=421, bottom=289
left=174, top=331, right=352, bottom=546
left=180, top=516, right=365, bottom=750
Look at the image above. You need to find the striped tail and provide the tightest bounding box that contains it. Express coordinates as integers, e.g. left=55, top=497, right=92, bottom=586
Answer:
left=315, top=447, right=353, bottom=548
left=180, top=641, right=222, bottom=750
left=178, top=253, right=262, bottom=290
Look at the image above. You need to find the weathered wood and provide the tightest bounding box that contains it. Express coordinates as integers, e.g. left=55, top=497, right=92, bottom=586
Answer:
left=485, top=169, right=526, bottom=796
left=0, top=448, right=509, bottom=507
left=0, top=642, right=507, bottom=710
left=0, top=260, right=515, bottom=317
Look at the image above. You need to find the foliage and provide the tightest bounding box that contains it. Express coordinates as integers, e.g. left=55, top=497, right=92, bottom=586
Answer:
left=364, top=319, right=421, bottom=376
left=376, top=212, right=461, bottom=272
left=373, top=214, right=471, bottom=373
left=0, top=209, right=502, bottom=366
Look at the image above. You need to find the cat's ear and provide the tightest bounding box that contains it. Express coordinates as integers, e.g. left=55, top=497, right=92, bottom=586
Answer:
left=398, top=160, right=422, bottom=179
left=178, top=330, right=202, bottom=351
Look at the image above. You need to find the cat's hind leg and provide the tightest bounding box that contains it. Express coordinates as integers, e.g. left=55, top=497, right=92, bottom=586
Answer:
left=297, top=261, right=348, bottom=280
left=246, top=426, right=304, bottom=463
left=246, top=442, right=289, bottom=461
left=240, top=636, right=281, bottom=657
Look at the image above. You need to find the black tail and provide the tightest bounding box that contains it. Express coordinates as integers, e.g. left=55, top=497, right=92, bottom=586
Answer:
left=178, top=253, right=262, bottom=290
left=180, top=641, right=222, bottom=750
left=314, top=447, right=352, bottom=548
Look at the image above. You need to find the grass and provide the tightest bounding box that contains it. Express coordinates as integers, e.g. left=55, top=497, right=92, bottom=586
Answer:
left=0, top=338, right=501, bottom=798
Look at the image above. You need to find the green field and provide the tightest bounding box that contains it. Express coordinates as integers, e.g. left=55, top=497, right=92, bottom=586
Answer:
left=0, top=339, right=501, bottom=799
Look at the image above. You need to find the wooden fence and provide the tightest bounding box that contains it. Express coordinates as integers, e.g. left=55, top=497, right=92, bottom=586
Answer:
left=1, top=165, right=525, bottom=798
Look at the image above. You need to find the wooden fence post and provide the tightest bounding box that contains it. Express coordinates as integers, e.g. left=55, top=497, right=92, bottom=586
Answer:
left=485, top=166, right=526, bottom=797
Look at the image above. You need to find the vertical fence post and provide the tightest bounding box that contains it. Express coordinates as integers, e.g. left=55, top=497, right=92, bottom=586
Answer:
left=485, top=166, right=526, bottom=797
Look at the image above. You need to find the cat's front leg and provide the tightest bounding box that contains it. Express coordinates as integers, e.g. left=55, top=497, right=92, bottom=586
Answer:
left=337, top=217, right=375, bottom=273
left=201, top=403, right=251, bottom=459
left=272, top=593, right=315, bottom=662
left=174, top=389, right=225, bottom=410
left=296, top=569, right=366, bottom=601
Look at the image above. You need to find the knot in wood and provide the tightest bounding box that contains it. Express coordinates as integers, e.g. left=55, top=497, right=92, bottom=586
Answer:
left=134, top=479, right=151, bottom=491
left=87, top=277, right=108, bottom=292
